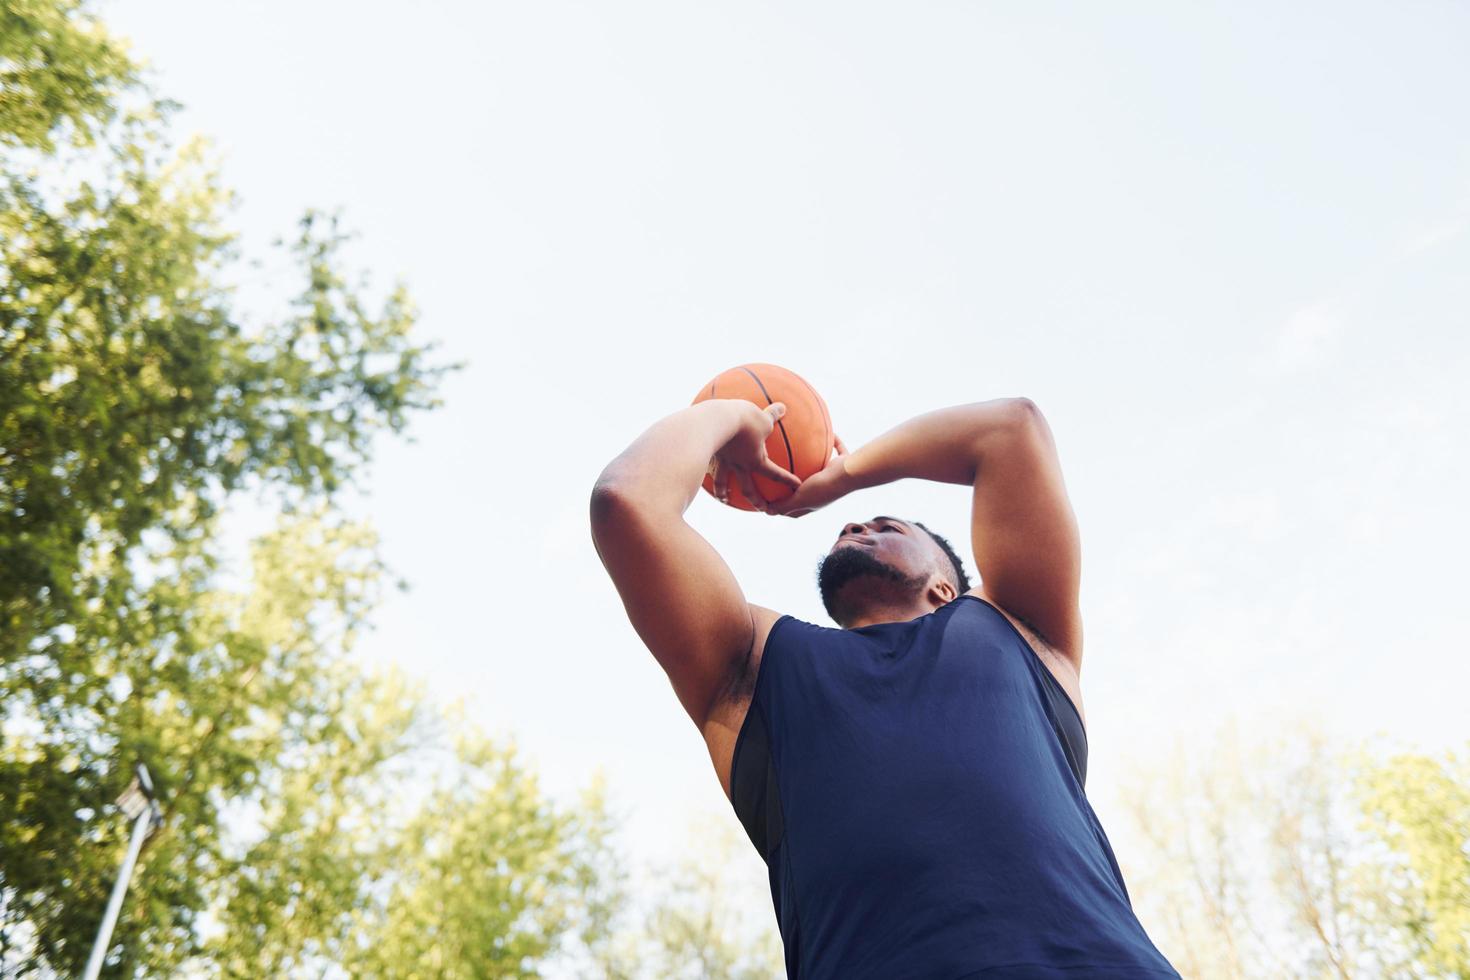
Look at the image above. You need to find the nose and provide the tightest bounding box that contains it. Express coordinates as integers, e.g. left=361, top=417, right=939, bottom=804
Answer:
left=841, top=522, right=868, bottom=538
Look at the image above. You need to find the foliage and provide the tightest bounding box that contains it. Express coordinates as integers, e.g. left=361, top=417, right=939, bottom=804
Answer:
left=587, top=817, right=786, bottom=980
left=1119, top=722, right=1470, bottom=980
left=0, top=2, right=630, bottom=977
left=0, top=0, right=137, bottom=152
left=0, top=502, right=625, bottom=977
left=0, top=118, right=444, bottom=670
left=336, top=743, right=624, bottom=980
left=1357, top=747, right=1470, bottom=977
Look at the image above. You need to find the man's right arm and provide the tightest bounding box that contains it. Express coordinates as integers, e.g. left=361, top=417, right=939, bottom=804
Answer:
left=590, top=400, right=791, bottom=730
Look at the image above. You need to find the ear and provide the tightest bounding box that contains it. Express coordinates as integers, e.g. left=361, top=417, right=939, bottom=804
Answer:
left=927, top=575, right=957, bottom=607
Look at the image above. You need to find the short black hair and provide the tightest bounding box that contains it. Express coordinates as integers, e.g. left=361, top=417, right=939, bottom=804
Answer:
left=912, top=521, right=972, bottom=594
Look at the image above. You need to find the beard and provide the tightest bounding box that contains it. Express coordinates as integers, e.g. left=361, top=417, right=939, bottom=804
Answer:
left=817, top=545, right=930, bottom=626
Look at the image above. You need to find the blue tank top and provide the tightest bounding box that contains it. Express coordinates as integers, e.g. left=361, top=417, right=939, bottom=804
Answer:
left=729, top=594, right=1178, bottom=979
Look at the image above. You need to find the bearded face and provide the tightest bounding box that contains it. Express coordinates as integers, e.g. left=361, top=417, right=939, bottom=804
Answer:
left=817, top=544, right=931, bottom=625
left=814, top=515, right=965, bottom=627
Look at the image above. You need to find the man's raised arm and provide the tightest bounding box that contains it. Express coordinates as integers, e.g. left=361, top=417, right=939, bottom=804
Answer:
left=590, top=400, right=798, bottom=729
left=771, top=397, right=1083, bottom=665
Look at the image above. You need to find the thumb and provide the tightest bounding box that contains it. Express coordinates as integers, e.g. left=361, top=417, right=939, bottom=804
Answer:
left=765, top=402, right=787, bottom=422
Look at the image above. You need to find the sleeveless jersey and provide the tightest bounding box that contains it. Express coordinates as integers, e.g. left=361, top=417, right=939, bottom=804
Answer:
left=729, top=594, right=1178, bottom=979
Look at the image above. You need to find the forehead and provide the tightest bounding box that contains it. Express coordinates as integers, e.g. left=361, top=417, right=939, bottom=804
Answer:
left=834, top=515, right=907, bottom=531
left=844, top=516, right=934, bottom=545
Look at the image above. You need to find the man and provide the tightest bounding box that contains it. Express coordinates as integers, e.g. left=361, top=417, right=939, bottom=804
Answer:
left=590, top=395, right=1178, bottom=979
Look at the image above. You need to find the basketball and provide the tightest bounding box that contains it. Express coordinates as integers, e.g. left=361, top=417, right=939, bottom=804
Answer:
left=691, top=363, right=835, bottom=511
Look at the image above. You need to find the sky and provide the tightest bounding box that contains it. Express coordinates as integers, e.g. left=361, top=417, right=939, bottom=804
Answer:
left=103, top=0, right=1469, bottom=940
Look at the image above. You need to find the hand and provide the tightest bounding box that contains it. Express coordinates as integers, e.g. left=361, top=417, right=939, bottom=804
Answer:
left=768, top=434, right=854, bottom=518
left=707, top=402, right=803, bottom=510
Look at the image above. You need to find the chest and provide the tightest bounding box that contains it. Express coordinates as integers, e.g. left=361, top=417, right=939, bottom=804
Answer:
left=708, top=599, right=1083, bottom=803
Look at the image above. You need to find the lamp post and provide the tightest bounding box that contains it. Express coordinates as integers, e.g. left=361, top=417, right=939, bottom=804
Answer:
left=81, top=764, right=162, bottom=980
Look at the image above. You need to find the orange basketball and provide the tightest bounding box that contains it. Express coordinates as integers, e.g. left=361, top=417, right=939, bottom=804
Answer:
left=691, top=363, right=835, bottom=511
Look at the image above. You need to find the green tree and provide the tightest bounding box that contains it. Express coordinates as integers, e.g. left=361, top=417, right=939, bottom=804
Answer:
left=588, top=817, right=785, bottom=980
left=338, top=742, right=625, bottom=980
left=3, top=2, right=434, bottom=975
left=1, top=3, right=631, bottom=975
left=1, top=0, right=137, bottom=152
left=1119, top=722, right=1470, bottom=980
left=1357, top=747, right=1470, bottom=977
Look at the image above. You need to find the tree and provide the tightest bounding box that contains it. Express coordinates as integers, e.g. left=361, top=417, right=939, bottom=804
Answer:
left=334, top=741, right=625, bottom=980
left=0, top=52, right=442, bottom=965
left=1, top=3, right=694, bottom=976
left=586, top=816, right=786, bottom=980
left=1118, top=721, right=1470, bottom=979
left=1, top=0, right=137, bottom=153
left=1357, top=747, right=1470, bottom=977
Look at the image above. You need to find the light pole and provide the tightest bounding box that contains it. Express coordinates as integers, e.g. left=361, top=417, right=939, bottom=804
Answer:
left=81, top=764, right=163, bottom=980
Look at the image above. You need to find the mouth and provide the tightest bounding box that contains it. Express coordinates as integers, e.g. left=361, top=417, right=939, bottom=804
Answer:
left=832, top=536, right=871, bottom=551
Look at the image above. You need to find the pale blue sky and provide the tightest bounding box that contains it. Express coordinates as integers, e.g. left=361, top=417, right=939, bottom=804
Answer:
left=106, top=0, right=1469, bottom=926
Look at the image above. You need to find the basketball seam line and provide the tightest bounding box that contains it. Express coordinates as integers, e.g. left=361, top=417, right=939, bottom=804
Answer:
left=737, top=366, right=796, bottom=473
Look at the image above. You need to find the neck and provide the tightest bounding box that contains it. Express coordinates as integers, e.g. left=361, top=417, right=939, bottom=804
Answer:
left=844, top=597, right=939, bottom=629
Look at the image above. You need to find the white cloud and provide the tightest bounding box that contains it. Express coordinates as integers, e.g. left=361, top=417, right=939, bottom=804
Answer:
left=1264, top=301, right=1343, bottom=374
left=1400, top=211, right=1470, bottom=257
left=1398, top=184, right=1470, bottom=257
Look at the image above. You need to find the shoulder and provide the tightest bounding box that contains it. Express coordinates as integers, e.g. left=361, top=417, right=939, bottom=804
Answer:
left=963, top=588, right=1086, bottom=722
left=702, top=605, right=794, bottom=802
left=965, top=588, right=1073, bottom=664
left=710, top=604, right=786, bottom=707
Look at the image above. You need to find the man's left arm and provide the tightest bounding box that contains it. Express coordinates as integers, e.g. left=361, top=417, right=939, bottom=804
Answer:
left=772, top=396, right=1083, bottom=666
left=962, top=399, right=1082, bottom=664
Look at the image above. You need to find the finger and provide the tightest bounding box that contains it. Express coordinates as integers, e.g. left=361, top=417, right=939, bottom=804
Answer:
left=764, top=402, right=787, bottom=426
left=833, top=433, right=849, bottom=456
left=771, top=492, right=810, bottom=514
left=759, top=457, right=802, bottom=490
left=735, top=468, right=768, bottom=511
left=711, top=459, right=730, bottom=503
